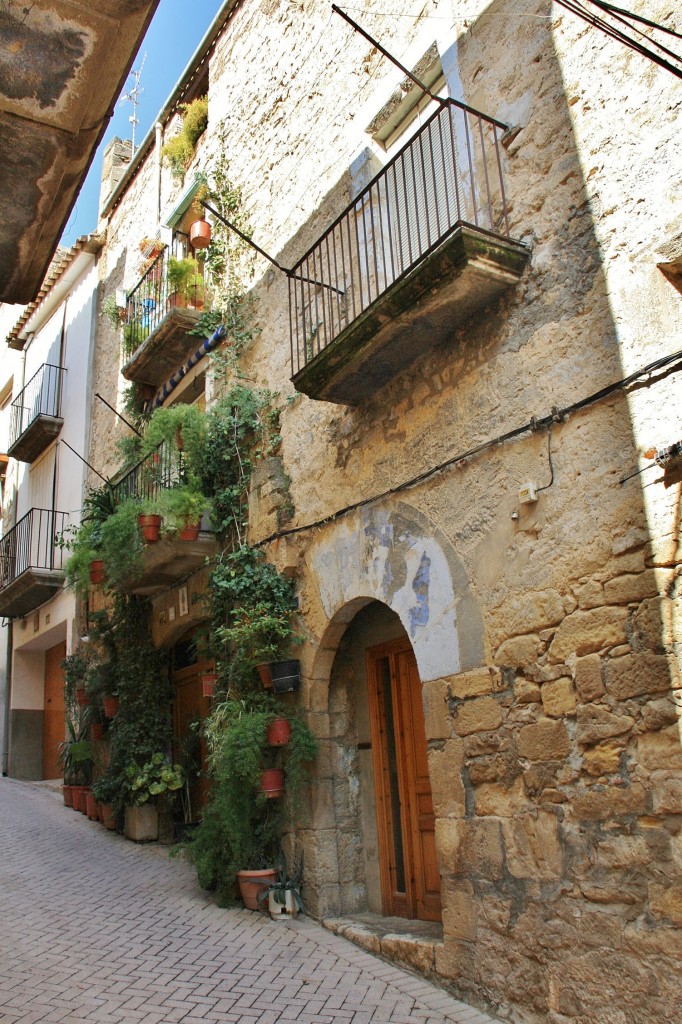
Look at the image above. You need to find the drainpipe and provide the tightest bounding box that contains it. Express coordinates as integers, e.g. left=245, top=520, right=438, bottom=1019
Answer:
left=154, top=121, right=163, bottom=226
left=1, top=620, right=13, bottom=775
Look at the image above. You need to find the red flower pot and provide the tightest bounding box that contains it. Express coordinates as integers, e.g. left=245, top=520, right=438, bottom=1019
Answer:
left=178, top=522, right=200, bottom=542
left=103, top=695, right=119, bottom=718
left=91, top=722, right=104, bottom=741
left=201, top=672, right=218, bottom=698
left=86, top=791, right=99, bottom=821
left=255, top=664, right=273, bottom=689
left=63, top=784, right=74, bottom=807
left=260, top=768, right=285, bottom=799
left=76, top=687, right=89, bottom=707
left=100, top=803, right=117, bottom=831
left=236, top=868, right=277, bottom=911
left=189, top=218, right=212, bottom=249
left=74, top=786, right=90, bottom=813
left=89, top=559, right=105, bottom=585
left=266, top=718, right=291, bottom=747
left=138, top=514, right=162, bottom=542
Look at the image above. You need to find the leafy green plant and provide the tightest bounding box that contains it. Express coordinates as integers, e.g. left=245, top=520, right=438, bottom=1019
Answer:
left=158, top=485, right=209, bottom=534
left=161, top=96, right=209, bottom=179
left=167, top=256, right=204, bottom=305
left=99, top=498, right=147, bottom=589
left=101, top=294, right=124, bottom=328
left=64, top=521, right=100, bottom=595
left=58, top=716, right=94, bottom=785
left=123, top=753, right=184, bottom=806
left=257, top=851, right=304, bottom=912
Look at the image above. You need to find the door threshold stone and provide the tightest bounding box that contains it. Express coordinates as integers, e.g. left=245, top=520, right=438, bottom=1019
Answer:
left=323, top=912, right=444, bottom=977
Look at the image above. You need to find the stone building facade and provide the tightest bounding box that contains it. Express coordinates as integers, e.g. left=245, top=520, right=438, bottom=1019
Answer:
left=88, top=2, right=681, bottom=1022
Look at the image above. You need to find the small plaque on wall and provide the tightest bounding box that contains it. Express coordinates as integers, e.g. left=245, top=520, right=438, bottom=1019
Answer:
left=178, top=587, right=189, bottom=617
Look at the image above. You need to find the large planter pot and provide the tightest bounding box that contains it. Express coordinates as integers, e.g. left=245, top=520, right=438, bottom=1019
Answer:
left=178, top=522, right=200, bottom=542
left=266, top=717, right=291, bottom=747
left=138, top=514, right=162, bottom=543
left=85, top=791, right=99, bottom=821
left=74, top=785, right=90, bottom=813
left=76, top=687, right=90, bottom=707
left=260, top=768, right=285, bottom=799
left=62, top=784, right=74, bottom=807
left=100, top=803, right=117, bottom=831
left=124, top=803, right=158, bottom=842
left=268, top=889, right=300, bottom=921
left=103, top=695, right=119, bottom=718
left=236, top=868, right=277, bottom=911
left=89, top=559, right=105, bottom=585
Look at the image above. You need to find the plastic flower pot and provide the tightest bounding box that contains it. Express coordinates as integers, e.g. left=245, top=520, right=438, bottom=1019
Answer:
left=91, top=722, right=104, bottom=741
left=76, top=687, right=90, bottom=707
left=260, top=768, right=285, bottom=799
left=100, top=804, right=117, bottom=831
left=266, top=717, right=291, bottom=747
left=269, top=660, right=301, bottom=693
left=62, top=784, right=74, bottom=807
left=85, top=790, right=99, bottom=821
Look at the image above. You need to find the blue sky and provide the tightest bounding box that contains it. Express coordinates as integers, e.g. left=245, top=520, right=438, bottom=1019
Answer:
left=61, top=1, right=223, bottom=247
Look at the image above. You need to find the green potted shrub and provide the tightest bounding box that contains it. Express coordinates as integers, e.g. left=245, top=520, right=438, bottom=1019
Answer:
left=167, top=256, right=204, bottom=309
left=123, top=753, right=185, bottom=842
left=187, top=694, right=317, bottom=907
left=158, top=485, right=209, bottom=540
left=258, top=852, right=304, bottom=920
left=92, top=775, right=120, bottom=830
left=58, top=717, right=94, bottom=812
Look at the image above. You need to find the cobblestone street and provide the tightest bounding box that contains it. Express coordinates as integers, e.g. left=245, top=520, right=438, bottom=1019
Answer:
left=0, top=779, right=506, bottom=1024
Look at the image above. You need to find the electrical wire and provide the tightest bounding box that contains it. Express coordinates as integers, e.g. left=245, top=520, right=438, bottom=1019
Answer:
left=253, top=346, right=682, bottom=550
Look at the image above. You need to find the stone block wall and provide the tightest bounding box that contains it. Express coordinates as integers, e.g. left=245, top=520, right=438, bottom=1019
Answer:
left=89, top=2, right=682, bottom=1021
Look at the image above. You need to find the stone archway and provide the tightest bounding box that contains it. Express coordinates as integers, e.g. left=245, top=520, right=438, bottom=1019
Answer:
left=298, top=501, right=487, bottom=920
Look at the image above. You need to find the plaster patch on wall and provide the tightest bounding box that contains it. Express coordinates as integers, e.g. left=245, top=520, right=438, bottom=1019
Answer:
left=309, top=500, right=485, bottom=680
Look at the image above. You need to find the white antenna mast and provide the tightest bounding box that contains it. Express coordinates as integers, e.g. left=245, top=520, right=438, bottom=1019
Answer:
left=120, top=52, right=146, bottom=155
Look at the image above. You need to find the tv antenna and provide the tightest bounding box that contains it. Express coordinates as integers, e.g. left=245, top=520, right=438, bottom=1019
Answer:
left=121, top=52, right=146, bottom=155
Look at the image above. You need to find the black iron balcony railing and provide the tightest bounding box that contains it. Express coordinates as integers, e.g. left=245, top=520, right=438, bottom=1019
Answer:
left=111, top=441, right=185, bottom=505
left=9, top=363, right=64, bottom=449
left=289, top=98, right=512, bottom=374
left=124, top=248, right=205, bottom=360
left=0, top=508, right=69, bottom=591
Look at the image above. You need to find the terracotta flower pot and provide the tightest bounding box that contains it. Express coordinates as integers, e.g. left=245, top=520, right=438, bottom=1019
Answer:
left=201, top=672, right=218, bottom=698
left=62, top=784, right=74, bottom=807
left=138, top=514, right=162, bottom=542
left=236, top=868, right=277, bottom=911
left=103, top=695, right=119, bottom=718
left=189, top=218, right=212, bottom=249
left=89, top=559, right=105, bottom=585
left=260, top=768, right=285, bottom=799
left=266, top=717, right=291, bottom=747
left=74, top=786, right=90, bottom=813
left=86, top=791, right=99, bottom=821
left=91, top=722, right=104, bottom=741
left=178, top=522, right=200, bottom=542
left=76, top=687, right=89, bottom=707
left=255, top=663, right=273, bottom=689
left=100, top=803, right=117, bottom=831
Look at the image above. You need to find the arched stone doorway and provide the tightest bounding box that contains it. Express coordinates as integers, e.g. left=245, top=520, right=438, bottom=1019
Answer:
left=328, top=600, right=441, bottom=922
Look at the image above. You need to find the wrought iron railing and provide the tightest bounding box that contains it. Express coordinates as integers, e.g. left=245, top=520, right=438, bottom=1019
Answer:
left=289, top=98, right=512, bottom=374
left=111, top=441, right=185, bottom=504
left=0, top=508, right=69, bottom=590
left=9, top=364, right=64, bottom=448
left=124, top=248, right=206, bottom=359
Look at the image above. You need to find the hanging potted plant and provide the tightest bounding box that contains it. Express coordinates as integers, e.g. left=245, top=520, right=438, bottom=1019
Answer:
left=158, top=485, right=209, bottom=542
left=103, top=693, right=119, bottom=718
left=200, top=672, right=219, bottom=698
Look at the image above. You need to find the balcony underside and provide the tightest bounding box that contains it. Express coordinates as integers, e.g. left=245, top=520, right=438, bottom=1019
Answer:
left=0, top=569, right=64, bottom=618
left=292, top=226, right=530, bottom=405
left=8, top=415, right=63, bottom=464
left=120, top=534, right=217, bottom=597
left=122, top=307, right=203, bottom=387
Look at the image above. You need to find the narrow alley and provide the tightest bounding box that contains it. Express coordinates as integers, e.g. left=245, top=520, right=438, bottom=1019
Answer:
left=0, top=780, right=504, bottom=1024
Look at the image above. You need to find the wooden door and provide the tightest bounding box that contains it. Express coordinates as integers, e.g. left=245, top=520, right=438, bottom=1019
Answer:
left=367, top=638, right=441, bottom=922
left=43, top=640, right=66, bottom=779
left=172, top=662, right=211, bottom=821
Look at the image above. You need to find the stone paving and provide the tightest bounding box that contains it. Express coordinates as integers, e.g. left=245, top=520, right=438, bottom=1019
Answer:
left=0, top=779, right=507, bottom=1024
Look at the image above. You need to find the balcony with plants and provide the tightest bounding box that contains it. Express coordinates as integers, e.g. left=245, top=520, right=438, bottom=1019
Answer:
left=289, top=98, right=530, bottom=404
left=8, top=363, right=64, bottom=463
left=121, top=246, right=208, bottom=390
left=0, top=507, right=70, bottom=617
